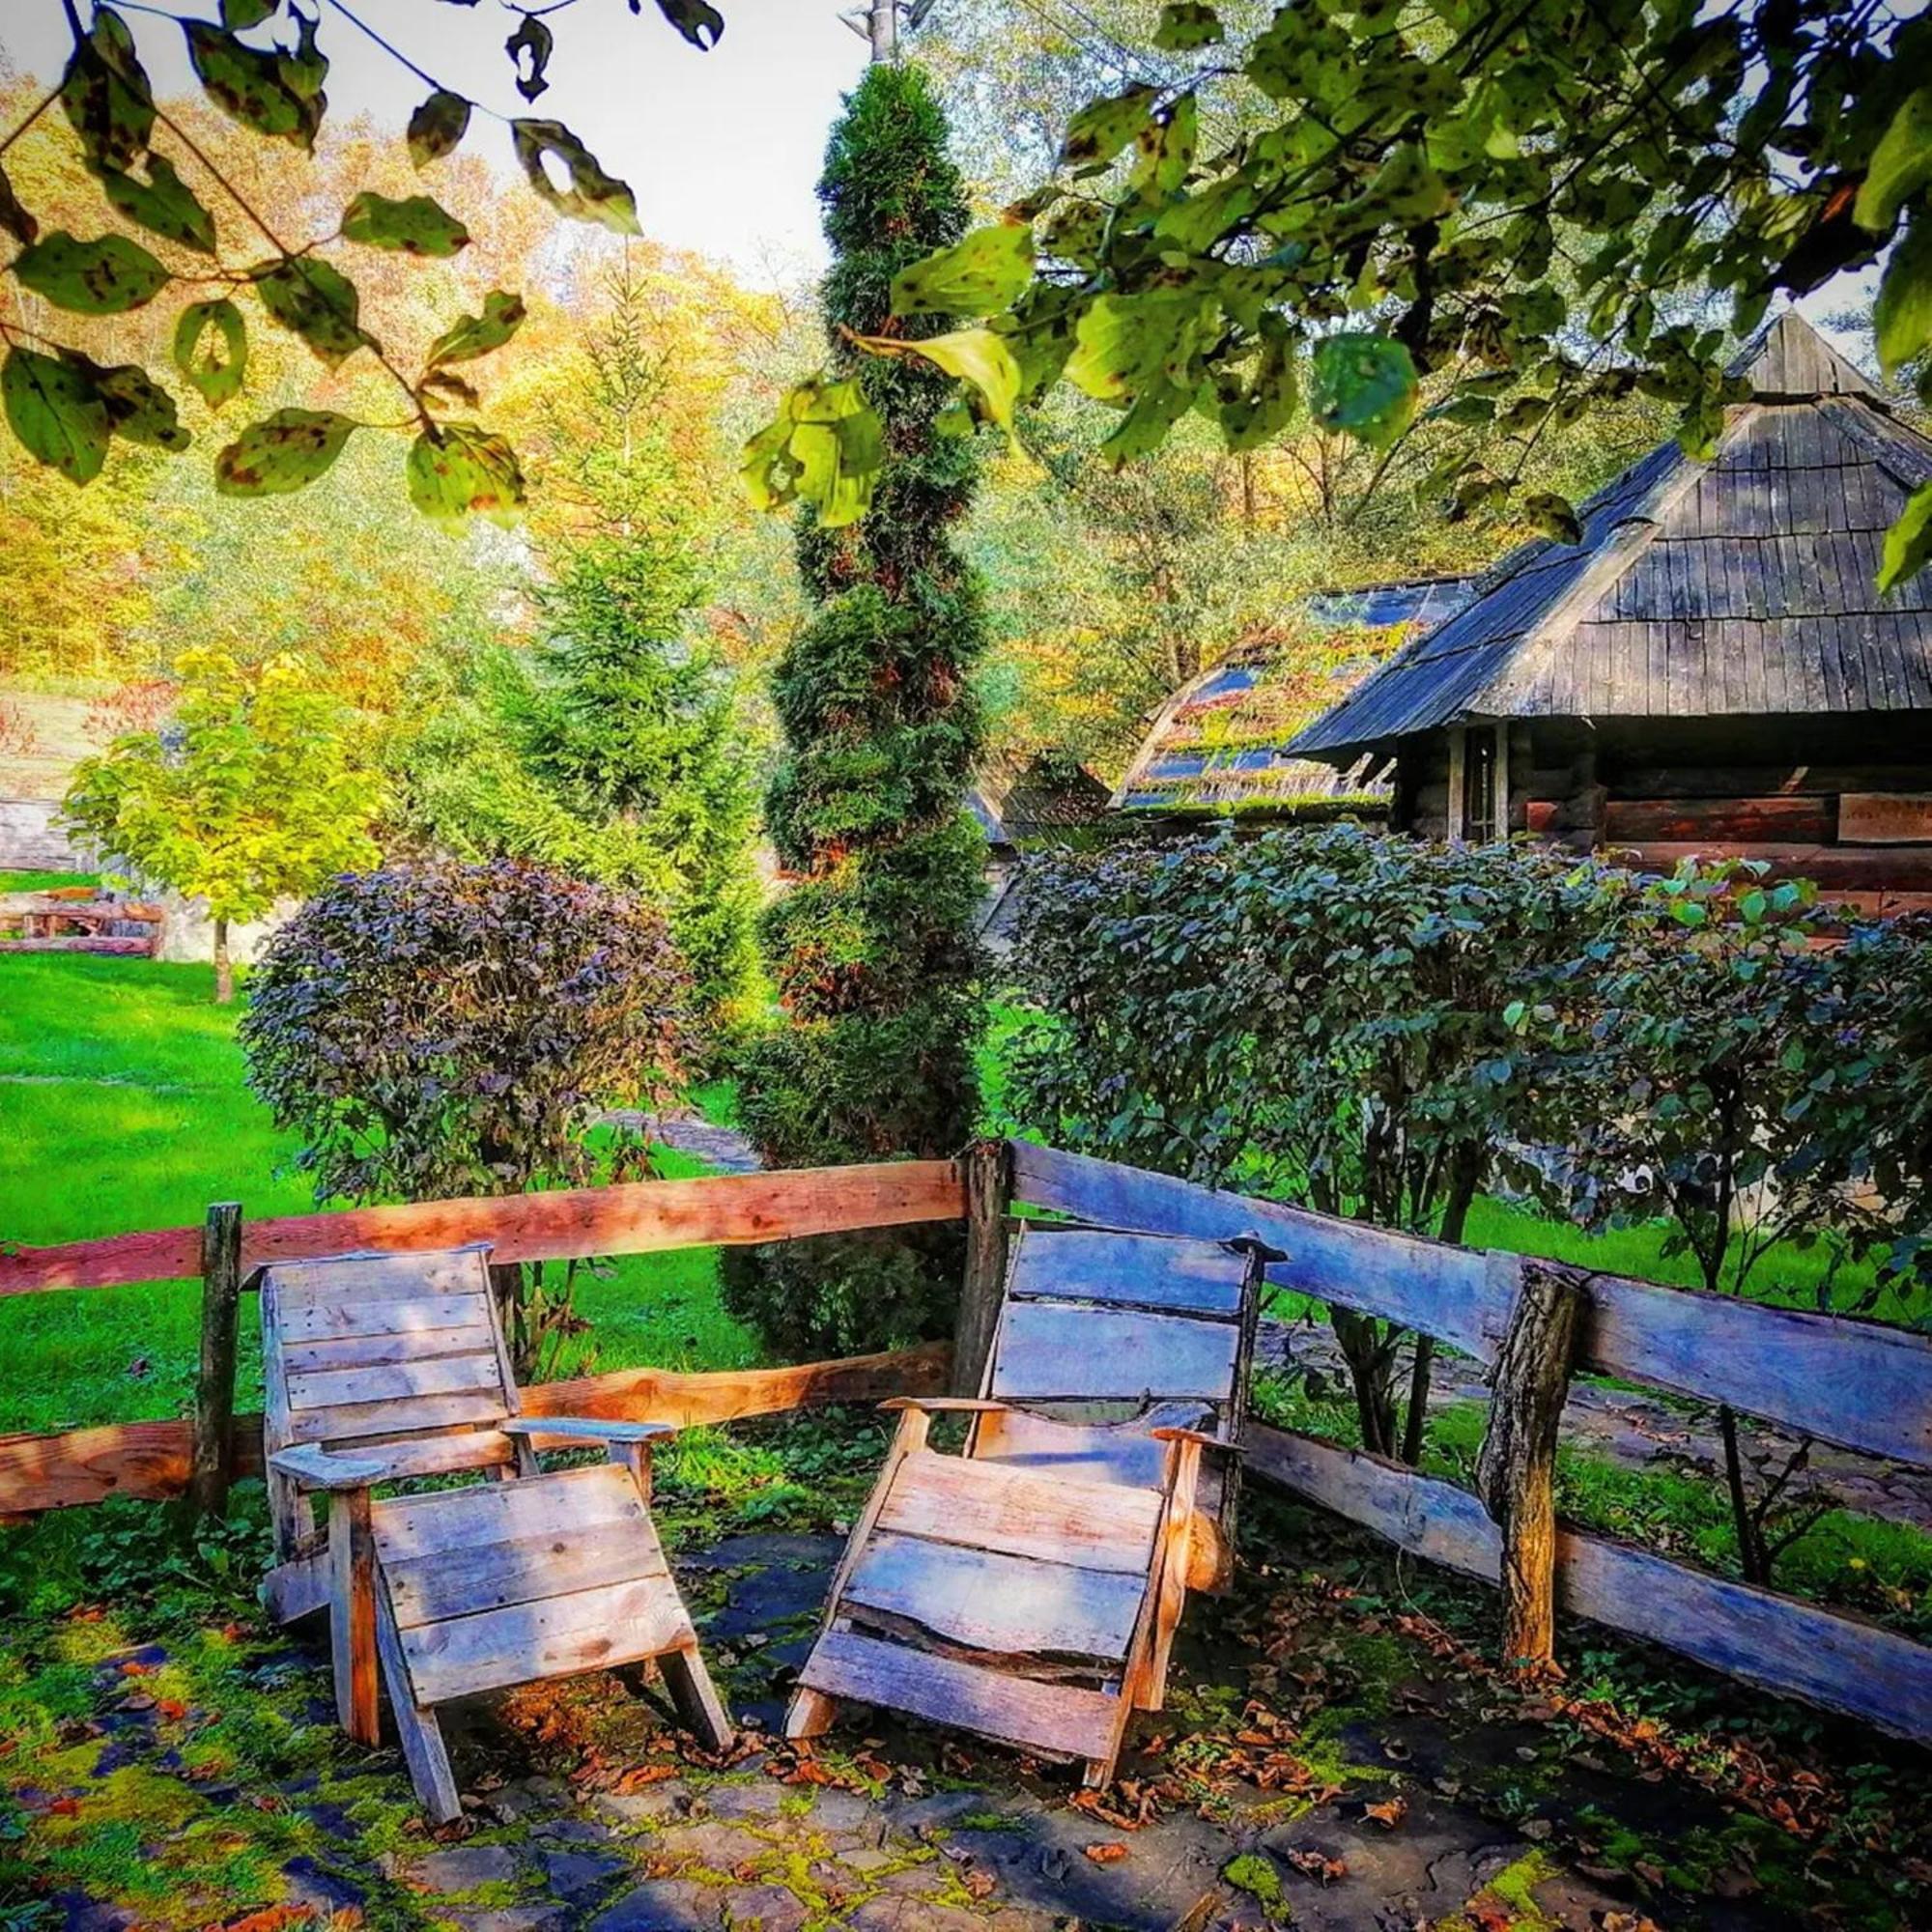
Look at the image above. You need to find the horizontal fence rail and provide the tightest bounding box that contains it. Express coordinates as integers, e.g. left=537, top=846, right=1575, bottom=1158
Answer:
left=1010, top=1140, right=1932, bottom=1472
left=0, top=1344, right=951, bottom=1516
left=0, top=1160, right=967, bottom=1297
left=1246, top=1425, right=1932, bottom=1747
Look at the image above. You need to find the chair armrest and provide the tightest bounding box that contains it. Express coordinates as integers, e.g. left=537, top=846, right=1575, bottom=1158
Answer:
left=502, top=1416, right=677, bottom=1445
left=1150, top=1426, right=1230, bottom=1450
left=877, top=1397, right=1011, bottom=1415
left=268, top=1444, right=388, bottom=1492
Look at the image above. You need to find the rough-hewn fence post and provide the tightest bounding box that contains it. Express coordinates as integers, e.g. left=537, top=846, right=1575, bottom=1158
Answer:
left=952, top=1140, right=1012, bottom=1396
left=1475, top=1257, right=1589, bottom=1676
left=186, top=1201, right=243, bottom=1527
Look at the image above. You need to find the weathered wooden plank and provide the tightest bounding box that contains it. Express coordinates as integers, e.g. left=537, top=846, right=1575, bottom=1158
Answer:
left=271, top=1252, right=491, bottom=1304
left=288, top=1388, right=511, bottom=1445
left=281, top=1325, right=497, bottom=1373
left=402, top=1574, right=692, bottom=1703
left=797, top=1627, right=1122, bottom=1761
left=0, top=1344, right=950, bottom=1516
left=842, top=1530, right=1146, bottom=1660
left=0, top=935, right=156, bottom=955
left=954, top=1141, right=1013, bottom=1399
left=330, top=1488, right=380, bottom=1745
left=1839, top=793, right=1932, bottom=844
left=279, top=1294, right=490, bottom=1344
left=374, top=1592, right=462, bottom=1824
left=877, top=1451, right=1161, bottom=1574
left=1611, top=764, right=1932, bottom=799
left=1619, top=843, right=1932, bottom=890
left=1009, top=1228, right=1248, bottom=1316
left=386, top=1516, right=668, bottom=1629
left=0, top=1160, right=966, bottom=1296
left=1011, top=1142, right=1932, bottom=1469
left=1602, top=796, right=1834, bottom=843
left=1245, top=1425, right=1932, bottom=1746
left=975, top=1408, right=1189, bottom=1491
left=376, top=1463, right=643, bottom=1561
left=991, top=1301, right=1238, bottom=1403
left=291, top=1430, right=519, bottom=1488
left=286, top=1350, right=504, bottom=1413
left=187, top=1203, right=243, bottom=1525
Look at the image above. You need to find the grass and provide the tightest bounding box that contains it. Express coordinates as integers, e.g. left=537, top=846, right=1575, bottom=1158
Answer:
left=0, top=953, right=756, bottom=1437
left=0, top=868, right=99, bottom=894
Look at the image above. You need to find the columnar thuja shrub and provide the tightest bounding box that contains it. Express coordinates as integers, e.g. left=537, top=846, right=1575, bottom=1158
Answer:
left=1009, top=823, right=1638, bottom=1459
left=241, top=858, right=690, bottom=1373
left=726, top=64, right=988, bottom=1355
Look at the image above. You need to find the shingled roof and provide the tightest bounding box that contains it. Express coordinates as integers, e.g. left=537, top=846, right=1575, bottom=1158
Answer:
left=1289, top=313, right=1932, bottom=761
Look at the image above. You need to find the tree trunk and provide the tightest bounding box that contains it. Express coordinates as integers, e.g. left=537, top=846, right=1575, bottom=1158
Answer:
left=1718, top=1404, right=1768, bottom=1585
left=1331, top=1308, right=1399, bottom=1457
left=1402, top=1155, right=1483, bottom=1464
left=213, top=917, right=233, bottom=1005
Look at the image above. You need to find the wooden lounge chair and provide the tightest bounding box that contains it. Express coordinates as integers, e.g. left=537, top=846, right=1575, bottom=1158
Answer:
left=786, top=1224, right=1267, bottom=1787
left=257, top=1244, right=731, bottom=1823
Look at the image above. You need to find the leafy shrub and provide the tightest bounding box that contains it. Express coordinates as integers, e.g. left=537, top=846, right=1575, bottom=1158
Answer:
left=241, top=859, right=690, bottom=1369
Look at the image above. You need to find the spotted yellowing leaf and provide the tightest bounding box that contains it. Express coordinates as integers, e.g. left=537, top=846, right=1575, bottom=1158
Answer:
left=220, top=0, right=278, bottom=27
left=406, top=422, right=527, bottom=528
left=63, top=352, right=190, bottom=452
left=62, top=8, right=155, bottom=173
left=511, top=120, right=639, bottom=235
left=0, top=163, right=39, bottom=246
left=652, top=0, right=725, bottom=50
left=250, top=257, right=364, bottom=366
left=1060, top=87, right=1157, bottom=170
left=891, top=224, right=1035, bottom=318
left=408, top=89, right=470, bottom=168
left=174, top=298, right=248, bottom=409
left=13, top=231, right=171, bottom=315
left=505, top=14, right=553, bottom=101
left=740, top=377, right=883, bottom=527
left=215, top=408, right=358, bottom=496
left=853, top=327, right=1024, bottom=440
left=95, top=154, right=217, bottom=254
left=1308, top=331, right=1419, bottom=447
left=341, top=191, right=470, bottom=257
left=3, top=348, right=112, bottom=485
left=1523, top=490, right=1582, bottom=544
left=185, top=21, right=320, bottom=147
left=426, top=290, right=527, bottom=369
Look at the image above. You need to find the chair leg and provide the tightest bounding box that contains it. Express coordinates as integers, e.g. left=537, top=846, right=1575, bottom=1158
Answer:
left=373, top=1592, right=462, bottom=1826
left=328, top=1490, right=380, bottom=1747
left=784, top=1687, right=837, bottom=1741
left=659, top=1642, right=733, bottom=1752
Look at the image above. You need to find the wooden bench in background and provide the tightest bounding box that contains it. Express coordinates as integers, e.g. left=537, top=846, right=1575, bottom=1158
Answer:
left=0, top=890, right=164, bottom=957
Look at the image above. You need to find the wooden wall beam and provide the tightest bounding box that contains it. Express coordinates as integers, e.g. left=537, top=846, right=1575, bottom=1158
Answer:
left=0, top=1160, right=967, bottom=1297
left=0, top=1343, right=951, bottom=1517
left=1246, top=1424, right=1932, bottom=1747
left=1010, top=1141, right=1932, bottom=1471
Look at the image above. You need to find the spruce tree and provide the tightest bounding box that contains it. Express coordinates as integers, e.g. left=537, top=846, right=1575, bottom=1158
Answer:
left=727, top=62, right=988, bottom=1353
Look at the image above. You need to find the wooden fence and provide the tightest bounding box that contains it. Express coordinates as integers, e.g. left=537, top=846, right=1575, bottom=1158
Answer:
left=4, top=1141, right=1930, bottom=1747
left=998, top=1140, right=1932, bottom=1747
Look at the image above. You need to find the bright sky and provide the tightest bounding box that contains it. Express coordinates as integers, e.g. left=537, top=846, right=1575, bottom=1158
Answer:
left=0, top=0, right=870, bottom=278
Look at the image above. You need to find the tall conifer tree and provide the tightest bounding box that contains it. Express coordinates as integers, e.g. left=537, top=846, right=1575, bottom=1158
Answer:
left=728, top=61, right=988, bottom=1351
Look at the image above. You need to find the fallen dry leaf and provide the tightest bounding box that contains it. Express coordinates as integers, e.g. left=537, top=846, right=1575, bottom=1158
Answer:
left=1281, top=1847, right=1347, bottom=1885
left=1084, top=1841, right=1128, bottom=1863
left=1363, top=1795, right=1408, bottom=1830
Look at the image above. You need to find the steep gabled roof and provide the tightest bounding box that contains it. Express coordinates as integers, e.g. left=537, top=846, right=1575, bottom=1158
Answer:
left=970, top=752, right=1109, bottom=847
left=1290, top=313, right=1932, bottom=760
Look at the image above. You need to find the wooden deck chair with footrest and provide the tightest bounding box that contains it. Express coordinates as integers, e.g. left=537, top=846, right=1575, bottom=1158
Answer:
left=785, top=1225, right=1270, bottom=1787
left=257, top=1244, right=731, bottom=1824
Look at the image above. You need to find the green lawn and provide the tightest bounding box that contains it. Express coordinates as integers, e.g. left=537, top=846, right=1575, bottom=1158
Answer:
left=0, top=868, right=99, bottom=894
left=0, top=953, right=756, bottom=1437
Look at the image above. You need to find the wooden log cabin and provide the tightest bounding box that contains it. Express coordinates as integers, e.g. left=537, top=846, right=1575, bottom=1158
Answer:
left=1288, top=314, right=1932, bottom=915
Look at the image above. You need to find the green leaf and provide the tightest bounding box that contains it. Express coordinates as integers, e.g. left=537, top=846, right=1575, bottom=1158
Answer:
left=1855, top=86, right=1932, bottom=234
left=891, top=224, right=1034, bottom=318
left=405, top=422, right=528, bottom=529
left=1065, top=290, right=1210, bottom=404
left=1523, top=490, right=1582, bottom=544
left=251, top=257, right=364, bottom=366
left=1130, top=93, right=1198, bottom=201
left=426, top=290, right=527, bottom=369
left=1308, top=331, right=1418, bottom=447
left=341, top=190, right=470, bottom=257
left=13, top=231, right=170, bottom=315
left=94, top=155, right=217, bottom=254
left=854, top=327, right=1024, bottom=438
left=0, top=163, right=38, bottom=247
left=1874, top=213, right=1932, bottom=379
left=278, top=13, right=327, bottom=100
left=62, top=351, right=190, bottom=451
left=215, top=408, right=358, bottom=497
left=2, top=347, right=111, bottom=485
left=655, top=0, right=725, bottom=50
left=185, top=21, right=319, bottom=148
left=1217, top=315, right=1298, bottom=452
left=739, top=378, right=883, bottom=527
left=408, top=89, right=470, bottom=169
left=61, top=8, right=154, bottom=173
left=511, top=120, right=639, bottom=235
left=739, top=412, right=800, bottom=514
left=221, top=0, right=278, bottom=27
left=1878, top=480, right=1932, bottom=594
left=1059, top=86, right=1157, bottom=170
left=174, top=298, right=248, bottom=409
left=505, top=15, right=553, bottom=102
left=1152, top=3, right=1224, bottom=51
